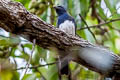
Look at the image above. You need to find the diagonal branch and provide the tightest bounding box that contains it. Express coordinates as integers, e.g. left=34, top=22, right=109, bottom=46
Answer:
left=79, top=14, right=97, bottom=42
left=79, top=18, right=120, bottom=30
left=16, top=61, right=57, bottom=70
left=23, top=39, right=36, bottom=75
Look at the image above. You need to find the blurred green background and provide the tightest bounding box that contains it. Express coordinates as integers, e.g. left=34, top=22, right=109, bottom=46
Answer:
left=0, top=0, right=120, bottom=80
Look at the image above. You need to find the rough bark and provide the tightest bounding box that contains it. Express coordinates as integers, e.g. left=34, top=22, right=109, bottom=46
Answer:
left=0, top=0, right=120, bottom=78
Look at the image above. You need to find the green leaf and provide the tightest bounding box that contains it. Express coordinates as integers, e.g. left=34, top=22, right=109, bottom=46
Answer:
left=23, top=43, right=32, bottom=49
left=0, top=36, right=20, bottom=46
left=47, top=65, right=58, bottom=80
left=104, top=0, right=117, bottom=12
left=22, top=73, right=37, bottom=80
left=97, top=6, right=107, bottom=20
left=32, top=46, right=47, bottom=65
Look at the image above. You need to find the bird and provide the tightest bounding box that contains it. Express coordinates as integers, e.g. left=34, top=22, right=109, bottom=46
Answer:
left=54, top=6, right=76, bottom=36
left=53, top=5, right=120, bottom=80
left=54, top=5, right=77, bottom=78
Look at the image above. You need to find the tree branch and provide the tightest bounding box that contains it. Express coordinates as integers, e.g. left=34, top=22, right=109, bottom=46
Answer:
left=16, top=61, right=57, bottom=70
left=79, top=14, right=97, bottom=42
left=23, top=39, right=36, bottom=75
left=79, top=18, right=120, bottom=30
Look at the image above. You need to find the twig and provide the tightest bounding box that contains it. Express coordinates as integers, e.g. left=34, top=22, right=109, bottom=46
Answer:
left=58, top=56, right=62, bottom=80
left=0, top=34, right=28, bottom=42
left=13, top=57, right=17, bottom=69
left=79, top=18, right=120, bottom=30
left=79, top=14, right=97, bottom=42
left=23, top=39, right=36, bottom=75
left=21, top=44, right=27, bottom=55
left=0, top=34, right=9, bottom=38
left=16, top=61, right=57, bottom=70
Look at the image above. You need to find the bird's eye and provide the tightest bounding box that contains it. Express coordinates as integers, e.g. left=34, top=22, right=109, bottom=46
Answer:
left=57, top=6, right=63, bottom=8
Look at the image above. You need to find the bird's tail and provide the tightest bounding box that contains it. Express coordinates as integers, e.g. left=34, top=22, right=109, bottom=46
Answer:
left=56, top=49, right=72, bottom=80
left=57, top=56, right=71, bottom=80
left=70, top=45, right=120, bottom=76
left=60, top=59, right=69, bottom=75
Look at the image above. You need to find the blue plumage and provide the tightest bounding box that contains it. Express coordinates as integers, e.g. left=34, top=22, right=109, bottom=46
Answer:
left=54, top=6, right=76, bottom=36
left=57, top=13, right=76, bottom=27
left=54, top=6, right=77, bottom=77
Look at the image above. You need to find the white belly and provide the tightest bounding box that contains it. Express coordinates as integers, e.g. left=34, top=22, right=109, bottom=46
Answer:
left=59, top=20, right=75, bottom=36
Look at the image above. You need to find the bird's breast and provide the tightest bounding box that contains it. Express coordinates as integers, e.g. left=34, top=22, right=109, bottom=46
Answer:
left=59, top=20, right=75, bottom=36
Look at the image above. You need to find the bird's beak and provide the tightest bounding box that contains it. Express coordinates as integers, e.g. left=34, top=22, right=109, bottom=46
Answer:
left=53, top=6, right=57, bottom=9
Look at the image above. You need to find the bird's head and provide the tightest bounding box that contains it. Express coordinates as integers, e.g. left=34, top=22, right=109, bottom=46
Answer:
left=53, top=6, right=67, bottom=16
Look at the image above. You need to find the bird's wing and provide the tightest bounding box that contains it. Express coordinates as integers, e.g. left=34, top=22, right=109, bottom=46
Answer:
left=57, top=14, right=76, bottom=36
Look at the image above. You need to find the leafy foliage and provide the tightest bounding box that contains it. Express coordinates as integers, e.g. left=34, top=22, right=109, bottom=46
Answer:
left=1, top=0, right=120, bottom=80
